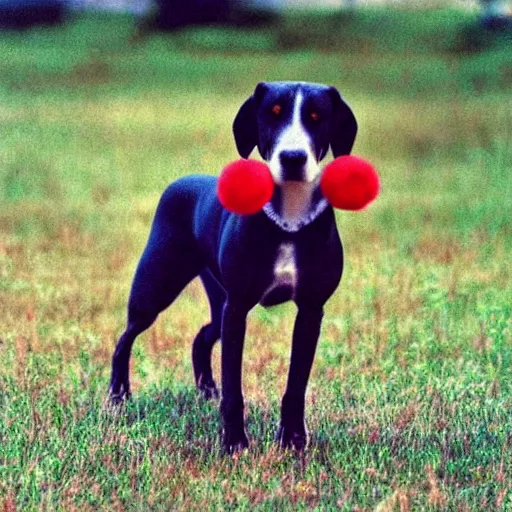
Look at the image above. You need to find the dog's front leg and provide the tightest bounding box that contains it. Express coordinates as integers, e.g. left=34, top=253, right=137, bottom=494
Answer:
left=220, top=301, right=250, bottom=454
left=277, top=305, right=324, bottom=450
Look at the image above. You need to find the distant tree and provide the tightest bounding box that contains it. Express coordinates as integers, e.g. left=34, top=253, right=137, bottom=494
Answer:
left=479, top=0, right=512, bottom=30
left=0, top=0, right=65, bottom=29
left=141, top=0, right=275, bottom=31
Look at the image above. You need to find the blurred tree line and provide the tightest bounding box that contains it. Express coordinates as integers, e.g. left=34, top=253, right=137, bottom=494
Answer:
left=0, top=0, right=511, bottom=33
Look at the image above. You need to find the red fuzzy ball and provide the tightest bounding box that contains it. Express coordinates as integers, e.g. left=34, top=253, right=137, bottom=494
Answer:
left=320, top=155, right=380, bottom=211
left=217, top=159, right=274, bottom=215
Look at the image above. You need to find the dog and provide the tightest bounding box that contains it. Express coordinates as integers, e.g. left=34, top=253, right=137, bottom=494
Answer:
left=109, top=81, right=357, bottom=454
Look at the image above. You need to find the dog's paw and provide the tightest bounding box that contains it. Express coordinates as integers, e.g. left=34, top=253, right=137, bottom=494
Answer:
left=276, top=425, right=307, bottom=451
left=197, top=377, right=219, bottom=400
left=108, top=383, right=131, bottom=405
left=221, top=431, right=249, bottom=456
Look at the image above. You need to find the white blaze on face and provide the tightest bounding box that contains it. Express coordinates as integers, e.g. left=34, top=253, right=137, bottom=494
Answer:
left=267, top=91, right=321, bottom=184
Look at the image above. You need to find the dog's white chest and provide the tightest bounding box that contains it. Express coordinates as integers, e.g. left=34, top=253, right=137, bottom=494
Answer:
left=260, top=243, right=298, bottom=306
left=273, top=243, right=297, bottom=288
left=260, top=243, right=298, bottom=307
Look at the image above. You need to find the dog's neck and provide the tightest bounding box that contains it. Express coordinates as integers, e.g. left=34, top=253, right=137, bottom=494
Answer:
left=280, top=181, right=315, bottom=225
left=262, top=182, right=329, bottom=233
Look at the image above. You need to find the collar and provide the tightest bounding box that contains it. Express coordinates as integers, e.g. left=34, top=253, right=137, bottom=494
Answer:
left=262, top=197, right=329, bottom=232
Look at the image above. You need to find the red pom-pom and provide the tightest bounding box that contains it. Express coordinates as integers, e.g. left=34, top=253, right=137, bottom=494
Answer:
left=320, top=155, right=380, bottom=211
left=217, top=159, right=274, bottom=215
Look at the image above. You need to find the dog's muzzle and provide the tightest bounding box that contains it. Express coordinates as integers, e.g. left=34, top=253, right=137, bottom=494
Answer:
left=279, top=150, right=307, bottom=182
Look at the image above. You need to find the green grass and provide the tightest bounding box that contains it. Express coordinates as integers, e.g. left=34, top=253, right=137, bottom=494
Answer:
left=1, top=7, right=512, bottom=511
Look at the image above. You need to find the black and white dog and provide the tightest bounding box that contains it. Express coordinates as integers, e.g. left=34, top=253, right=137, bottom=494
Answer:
left=109, top=81, right=357, bottom=453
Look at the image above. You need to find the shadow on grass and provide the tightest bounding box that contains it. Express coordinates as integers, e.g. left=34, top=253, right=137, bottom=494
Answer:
left=106, top=386, right=283, bottom=457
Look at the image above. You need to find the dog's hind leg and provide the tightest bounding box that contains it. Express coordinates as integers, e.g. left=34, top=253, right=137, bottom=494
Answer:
left=192, top=269, right=226, bottom=399
left=109, top=233, right=203, bottom=403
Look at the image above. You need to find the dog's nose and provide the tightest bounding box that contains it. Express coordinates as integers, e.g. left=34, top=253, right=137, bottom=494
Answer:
left=279, top=150, right=307, bottom=181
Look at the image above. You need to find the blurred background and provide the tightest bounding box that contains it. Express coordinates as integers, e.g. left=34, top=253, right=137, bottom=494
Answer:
left=1, top=0, right=510, bottom=207
left=1, top=0, right=510, bottom=243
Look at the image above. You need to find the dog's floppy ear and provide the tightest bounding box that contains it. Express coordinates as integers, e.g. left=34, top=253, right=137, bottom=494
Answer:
left=328, top=87, right=358, bottom=157
left=233, top=82, right=267, bottom=158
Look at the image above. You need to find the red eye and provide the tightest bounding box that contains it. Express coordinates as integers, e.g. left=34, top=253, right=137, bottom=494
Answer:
left=311, top=112, right=320, bottom=121
left=272, top=104, right=282, bottom=116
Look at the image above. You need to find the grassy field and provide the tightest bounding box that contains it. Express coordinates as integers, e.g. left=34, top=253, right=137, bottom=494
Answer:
left=1, top=7, right=512, bottom=510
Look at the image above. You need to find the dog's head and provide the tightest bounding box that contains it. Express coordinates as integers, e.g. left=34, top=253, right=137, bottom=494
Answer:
left=233, top=81, right=357, bottom=185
